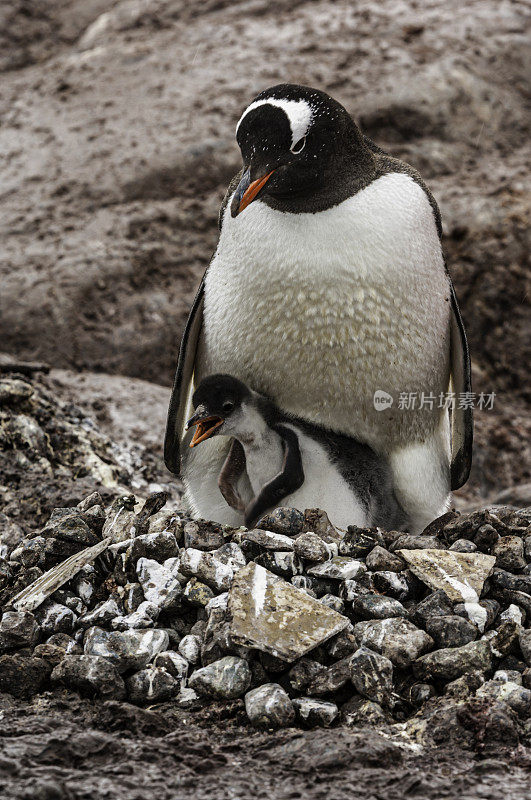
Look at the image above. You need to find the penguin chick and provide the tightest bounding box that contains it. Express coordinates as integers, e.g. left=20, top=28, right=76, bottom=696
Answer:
left=186, top=374, right=407, bottom=531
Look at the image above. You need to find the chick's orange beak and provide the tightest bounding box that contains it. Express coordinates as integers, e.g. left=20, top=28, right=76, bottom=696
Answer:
left=187, top=416, right=224, bottom=448
left=238, top=170, right=275, bottom=214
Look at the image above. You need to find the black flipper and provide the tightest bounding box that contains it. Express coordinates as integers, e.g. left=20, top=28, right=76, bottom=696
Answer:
left=449, top=278, right=473, bottom=490
left=164, top=277, right=205, bottom=475
left=244, top=425, right=304, bottom=528
left=218, top=439, right=247, bottom=512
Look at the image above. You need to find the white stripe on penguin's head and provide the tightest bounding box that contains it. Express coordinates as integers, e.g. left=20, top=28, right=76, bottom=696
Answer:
left=236, top=98, right=313, bottom=149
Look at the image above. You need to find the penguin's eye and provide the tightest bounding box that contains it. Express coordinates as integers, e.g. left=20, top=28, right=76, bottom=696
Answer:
left=222, top=401, right=235, bottom=415
left=290, top=136, right=306, bottom=154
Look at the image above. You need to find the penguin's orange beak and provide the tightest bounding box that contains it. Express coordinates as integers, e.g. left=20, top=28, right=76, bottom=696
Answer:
left=237, top=170, right=275, bottom=214
left=186, top=408, right=224, bottom=447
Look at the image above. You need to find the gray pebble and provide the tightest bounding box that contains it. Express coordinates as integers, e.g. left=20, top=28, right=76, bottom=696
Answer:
left=189, top=656, right=251, bottom=699
left=350, top=645, right=394, bottom=705
left=245, top=683, right=295, bottom=728
left=126, top=665, right=179, bottom=704
left=0, top=611, right=39, bottom=654
left=292, top=697, right=338, bottom=727
left=51, top=654, right=125, bottom=699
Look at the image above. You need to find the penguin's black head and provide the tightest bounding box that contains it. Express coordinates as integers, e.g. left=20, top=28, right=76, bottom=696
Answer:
left=186, top=374, right=251, bottom=447
left=232, top=84, right=375, bottom=216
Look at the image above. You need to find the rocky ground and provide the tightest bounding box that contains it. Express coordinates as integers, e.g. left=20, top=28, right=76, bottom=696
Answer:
left=1, top=0, right=530, bottom=797
left=1, top=368, right=531, bottom=799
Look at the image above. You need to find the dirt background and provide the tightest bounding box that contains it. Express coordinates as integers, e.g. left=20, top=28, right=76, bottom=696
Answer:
left=0, top=1, right=530, bottom=796
left=1, top=0, right=530, bottom=507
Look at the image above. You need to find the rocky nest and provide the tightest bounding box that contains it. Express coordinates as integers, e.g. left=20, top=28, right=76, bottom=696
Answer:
left=1, top=481, right=530, bottom=740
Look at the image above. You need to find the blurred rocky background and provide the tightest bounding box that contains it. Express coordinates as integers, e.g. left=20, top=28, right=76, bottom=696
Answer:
left=0, top=0, right=529, bottom=512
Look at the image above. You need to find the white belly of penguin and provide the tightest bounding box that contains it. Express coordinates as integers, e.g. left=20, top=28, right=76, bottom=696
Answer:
left=244, top=426, right=368, bottom=529
left=198, top=172, right=451, bottom=453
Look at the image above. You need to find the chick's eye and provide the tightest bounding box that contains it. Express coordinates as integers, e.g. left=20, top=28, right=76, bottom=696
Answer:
left=290, top=136, right=306, bottom=154
left=222, top=401, right=234, bottom=414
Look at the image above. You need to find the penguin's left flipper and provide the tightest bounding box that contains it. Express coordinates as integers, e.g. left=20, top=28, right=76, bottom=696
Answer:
left=164, top=277, right=205, bottom=475
left=218, top=439, right=247, bottom=513
left=449, top=278, right=473, bottom=490
left=244, top=425, right=305, bottom=528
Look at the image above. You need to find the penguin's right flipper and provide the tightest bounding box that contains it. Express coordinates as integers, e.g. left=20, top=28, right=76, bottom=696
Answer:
left=164, top=277, right=205, bottom=475
left=218, top=439, right=247, bottom=513
left=449, top=279, right=474, bottom=490
left=244, top=425, right=305, bottom=527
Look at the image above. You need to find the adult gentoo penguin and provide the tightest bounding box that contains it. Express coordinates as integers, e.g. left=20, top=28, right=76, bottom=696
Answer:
left=186, top=374, right=406, bottom=530
left=165, top=84, right=473, bottom=532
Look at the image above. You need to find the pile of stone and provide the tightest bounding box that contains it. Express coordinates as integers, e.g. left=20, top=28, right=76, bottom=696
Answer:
left=1, top=492, right=530, bottom=733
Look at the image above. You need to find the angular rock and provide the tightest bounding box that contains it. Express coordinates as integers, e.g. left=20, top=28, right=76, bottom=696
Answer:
left=474, top=524, right=500, bottom=552
left=352, top=594, right=406, bottom=620
left=476, top=679, right=531, bottom=719
left=365, top=546, right=405, bottom=573
left=78, top=598, right=121, bottom=629
left=498, top=604, right=525, bottom=627
left=153, top=650, right=188, bottom=682
left=179, top=548, right=234, bottom=591
left=288, top=658, right=323, bottom=692
left=129, top=531, right=179, bottom=562
left=424, top=615, right=478, bottom=648
left=183, top=577, right=214, bottom=607
left=391, top=534, right=443, bottom=551
left=319, top=594, right=345, bottom=614
left=84, top=627, right=168, bottom=673
left=339, top=527, right=384, bottom=558
left=340, top=695, right=389, bottom=727
left=414, top=640, right=493, bottom=682
left=305, top=656, right=352, bottom=696
left=241, top=529, right=295, bottom=553
left=255, top=550, right=302, bottom=579
left=228, top=562, right=349, bottom=661
left=77, top=492, right=103, bottom=513
left=454, top=598, right=499, bottom=632
left=0, top=654, right=51, bottom=698
left=36, top=601, right=77, bottom=636
left=111, top=601, right=158, bottom=630
left=303, top=509, right=342, bottom=544
left=411, top=590, right=455, bottom=625
left=371, top=571, right=410, bottom=599
left=178, top=634, right=201, bottom=665
left=245, top=683, right=295, bottom=728
left=189, top=656, right=251, bottom=699
left=307, top=557, right=366, bottom=581
left=350, top=646, right=394, bottom=705
left=146, top=510, right=184, bottom=541
left=257, top=507, right=304, bottom=536
left=293, top=532, right=334, bottom=562
left=326, top=628, right=358, bottom=659
left=183, top=520, right=224, bottom=551
left=0, top=611, right=39, bottom=653
left=354, top=619, right=433, bottom=668
left=491, top=536, right=526, bottom=572
left=136, top=558, right=181, bottom=608
left=101, top=496, right=137, bottom=542
left=51, top=654, right=125, bottom=699
left=126, top=666, right=179, bottom=704
left=398, top=549, right=495, bottom=603
left=292, top=697, right=338, bottom=727
left=449, top=539, right=477, bottom=553
left=212, top=542, right=246, bottom=571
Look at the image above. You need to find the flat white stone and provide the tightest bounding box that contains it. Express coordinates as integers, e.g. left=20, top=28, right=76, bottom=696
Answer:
left=228, top=562, right=350, bottom=662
